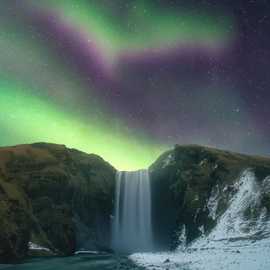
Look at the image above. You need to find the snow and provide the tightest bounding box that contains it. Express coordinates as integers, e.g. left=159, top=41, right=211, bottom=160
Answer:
left=28, top=242, right=51, bottom=252
left=130, top=170, right=270, bottom=270
left=203, top=169, right=262, bottom=242
left=131, top=239, right=270, bottom=270
left=74, top=250, right=99, bottom=255
left=176, top=225, right=187, bottom=251
left=207, top=184, right=219, bottom=220
left=262, top=176, right=270, bottom=194
left=162, top=154, right=173, bottom=168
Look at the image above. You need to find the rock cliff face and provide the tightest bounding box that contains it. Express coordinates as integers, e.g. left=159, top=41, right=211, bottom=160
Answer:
left=150, top=145, right=270, bottom=250
left=0, top=174, right=31, bottom=263
left=0, top=143, right=116, bottom=263
left=1, top=142, right=270, bottom=263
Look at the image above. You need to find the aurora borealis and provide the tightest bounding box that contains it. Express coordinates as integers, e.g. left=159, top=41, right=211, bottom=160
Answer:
left=0, top=0, right=270, bottom=170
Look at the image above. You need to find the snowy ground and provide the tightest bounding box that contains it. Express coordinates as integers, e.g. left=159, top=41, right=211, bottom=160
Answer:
left=28, top=242, right=51, bottom=252
left=131, top=239, right=270, bottom=270
left=131, top=170, right=270, bottom=270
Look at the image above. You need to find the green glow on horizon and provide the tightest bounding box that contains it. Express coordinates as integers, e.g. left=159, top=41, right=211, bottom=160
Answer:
left=0, top=81, right=166, bottom=170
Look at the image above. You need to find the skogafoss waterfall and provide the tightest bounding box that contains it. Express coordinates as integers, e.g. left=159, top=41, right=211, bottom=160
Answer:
left=112, top=170, right=153, bottom=253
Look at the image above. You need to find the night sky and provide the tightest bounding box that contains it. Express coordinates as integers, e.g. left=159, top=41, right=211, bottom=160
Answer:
left=0, top=0, right=269, bottom=170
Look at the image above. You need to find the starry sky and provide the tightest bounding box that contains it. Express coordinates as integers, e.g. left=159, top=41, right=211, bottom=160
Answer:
left=0, top=0, right=269, bottom=170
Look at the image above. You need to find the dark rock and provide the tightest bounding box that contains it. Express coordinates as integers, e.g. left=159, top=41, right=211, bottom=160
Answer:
left=0, top=143, right=116, bottom=262
left=0, top=174, right=32, bottom=263
left=150, top=144, right=270, bottom=249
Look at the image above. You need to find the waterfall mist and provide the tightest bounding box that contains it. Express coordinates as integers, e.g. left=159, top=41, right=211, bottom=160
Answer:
left=112, top=169, right=153, bottom=253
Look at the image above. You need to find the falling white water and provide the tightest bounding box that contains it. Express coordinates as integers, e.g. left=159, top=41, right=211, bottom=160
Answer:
left=112, top=169, right=153, bottom=253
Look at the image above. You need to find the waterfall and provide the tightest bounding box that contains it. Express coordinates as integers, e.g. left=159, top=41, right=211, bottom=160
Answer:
left=112, top=169, right=153, bottom=253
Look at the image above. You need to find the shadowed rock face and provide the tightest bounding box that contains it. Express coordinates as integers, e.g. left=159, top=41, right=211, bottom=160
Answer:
left=0, top=143, right=116, bottom=263
left=150, top=145, right=270, bottom=250
left=0, top=176, right=31, bottom=263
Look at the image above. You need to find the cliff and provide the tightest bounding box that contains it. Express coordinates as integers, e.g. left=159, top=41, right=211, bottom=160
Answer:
left=1, top=142, right=270, bottom=263
left=0, top=143, right=116, bottom=263
left=150, top=144, right=270, bottom=249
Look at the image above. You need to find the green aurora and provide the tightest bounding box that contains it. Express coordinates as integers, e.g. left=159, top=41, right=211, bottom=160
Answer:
left=35, top=0, right=233, bottom=56
left=0, top=81, right=165, bottom=170
left=0, top=0, right=236, bottom=170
